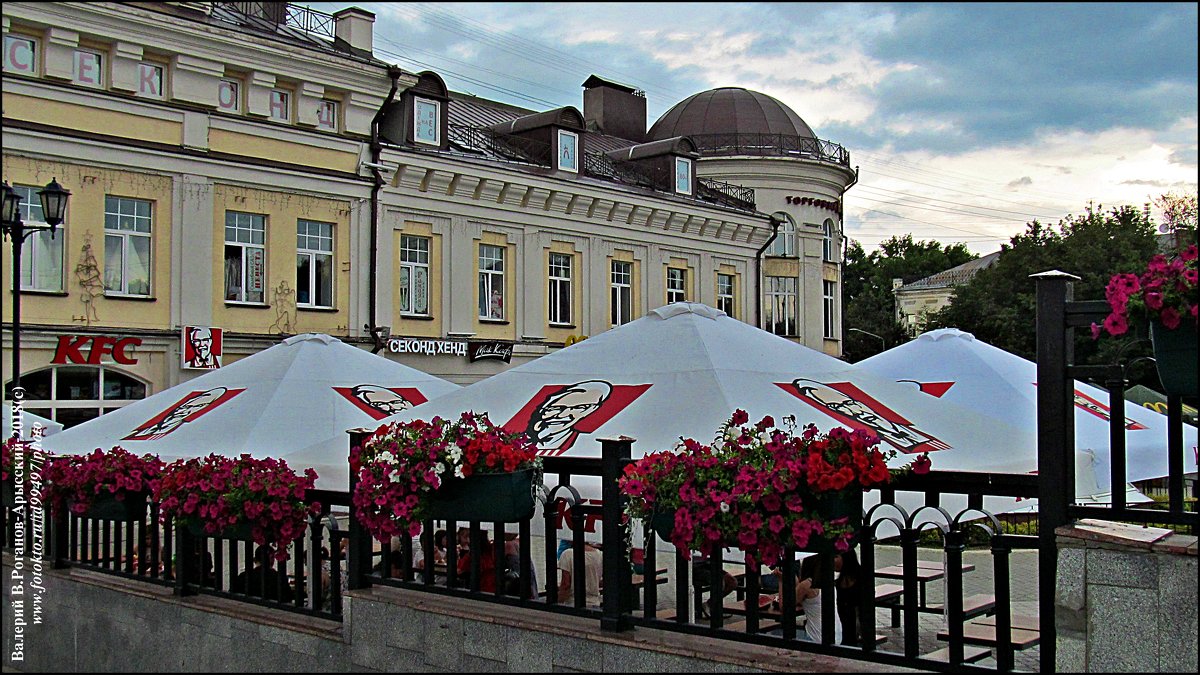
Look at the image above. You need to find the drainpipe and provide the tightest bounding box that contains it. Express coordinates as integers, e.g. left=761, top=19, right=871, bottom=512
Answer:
left=755, top=215, right=782, bottom=329
left=839, top=165, right=859, bottom=260
left=366, top=65, right=403, bottom=354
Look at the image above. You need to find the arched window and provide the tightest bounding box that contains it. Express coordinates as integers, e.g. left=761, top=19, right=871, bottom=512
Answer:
left=823, top=218, right=839, bottom=262
left=768, top=213, right=796, bottom=257
left=5, top=366, right=148, bottom=429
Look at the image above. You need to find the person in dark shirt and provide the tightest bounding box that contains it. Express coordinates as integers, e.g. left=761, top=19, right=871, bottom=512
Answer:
left=235, top=545, right=294, bottom=602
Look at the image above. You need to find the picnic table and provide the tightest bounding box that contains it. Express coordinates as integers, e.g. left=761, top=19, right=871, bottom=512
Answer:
left=873, top=559, right=976, bottom=612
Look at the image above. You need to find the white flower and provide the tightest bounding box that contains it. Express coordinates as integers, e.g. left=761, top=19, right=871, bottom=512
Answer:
left=379, top=451, right=395, bottom=463
left=719, top=502, right=730, bottom=513
left=759, top=431, right=771, bottom=445
left=454, top=465, right=465, bottom=479
left=389, top=472, right=401, bottom=483
left=435, top=462, right=446, bottom=475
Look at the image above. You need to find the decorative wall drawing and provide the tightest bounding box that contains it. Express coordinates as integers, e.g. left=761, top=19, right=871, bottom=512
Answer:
left=269, top=279, right=296, bottom=334
left=74, top=233, right=102, bottom=326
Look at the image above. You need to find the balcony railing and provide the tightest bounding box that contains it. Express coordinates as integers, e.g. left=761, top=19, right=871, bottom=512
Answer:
left=447, top=123, right=552, bottom=167
left=688, top=133, right=851, bottom=167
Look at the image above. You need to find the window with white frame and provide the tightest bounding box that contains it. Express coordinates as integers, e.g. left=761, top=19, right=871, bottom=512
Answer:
left=666, top=267, right=687, bottom=304
left=137, top=62, right=163, bottom=99
left=399, top=235, right=430, bottom=316
left=478, top=244, right=505, bottom=320
left=557, top=129, right=579, bottom=172
left=103, top=196, right=152, bottom=296
left=823, top=280, right=837, bottom=338
left=3, top=35, right=37, bottom=74
left=13, top=185, right=64, bottom=291
left=413, top=97, right=440, bottom=145
left=716, top=273, right=735, bottom=317
left=269, top=88, right=290, bottom=122
left=675, top=157, right=693, bottom=195
left=218, top=78, right=241, bottom=112
left=548, top=252, right=573, bottom=326
left=72, top=49, right=103, bottom=87
left=768, top=212, right=796, bottom=256
left=296, top=220, right=333, bottom=308
left=611, top=261, right=632, bottom=327
left=823, top=219, right=839, bottom=262
left=224, top=211, right=266, bottom=303
left=4, top=366, right=147, bottom=430
left=765, top=276, right=797, bottom=337
left=316, top=100, right=339, bottom=132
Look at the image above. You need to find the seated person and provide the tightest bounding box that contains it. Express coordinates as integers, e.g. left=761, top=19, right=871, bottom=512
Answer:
left=692, top=561, right=738, bottom=618
left=780, top=553, right=841, bottom=644
left=556, top=540, right=602, bottom=607
left=235, top=545, right=294, bottom=603
left=455, top=528, right=497, bottom=593
left=834, top=549, right=863, bottom=646
left=502, top=534, right=538, bottom=599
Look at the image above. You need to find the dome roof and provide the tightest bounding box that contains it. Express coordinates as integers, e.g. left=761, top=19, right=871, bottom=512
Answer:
left=647, top=87, right=816, bottom=141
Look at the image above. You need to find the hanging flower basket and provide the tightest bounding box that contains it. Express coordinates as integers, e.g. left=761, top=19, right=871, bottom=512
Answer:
left=796, top=489, right=864, bottom=553
left=650, top=510, right=676, bottom=542
left=428, top=468, right=536, bottom=523
left=74, top=490, right=150, bottom=522
left=1151, top=319, right=1199, bottom=397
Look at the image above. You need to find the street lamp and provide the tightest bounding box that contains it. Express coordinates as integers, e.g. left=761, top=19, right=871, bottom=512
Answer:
left=3, top=178, right=71, bottom=401
left=848, top=327, right=886, bottom=352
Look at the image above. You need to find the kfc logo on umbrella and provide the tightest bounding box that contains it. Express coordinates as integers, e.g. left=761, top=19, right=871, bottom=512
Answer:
left=333, top=385, right=429, bottom=420
left=124, top=387, right=244, bottom=440
left=778, top=378, right=950, bottom=454
left=503, top=380, right=651, bottom=456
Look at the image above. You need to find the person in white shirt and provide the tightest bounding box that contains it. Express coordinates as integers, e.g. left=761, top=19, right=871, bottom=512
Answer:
left=556, top=541, right=602, bottom=607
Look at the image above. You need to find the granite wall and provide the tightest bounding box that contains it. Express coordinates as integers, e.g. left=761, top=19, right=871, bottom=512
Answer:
left=1055, top=520, right=1198, bottom=673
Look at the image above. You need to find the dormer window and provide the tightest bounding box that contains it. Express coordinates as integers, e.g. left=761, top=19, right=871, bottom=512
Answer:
left=675, top=157, right=693, bottom=195
left=414, top=97, right=440, bottom=146
left=557, top=129, right=579, bottom=173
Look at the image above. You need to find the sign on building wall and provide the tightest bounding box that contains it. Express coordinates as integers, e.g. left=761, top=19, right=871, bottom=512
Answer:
left=182, top=326, right=223, bottom=369
left=387, top=338, right=467, bottom=357
left=467, top=340, right=513, bottom=363
left=51, top=335, right=142, bottom=365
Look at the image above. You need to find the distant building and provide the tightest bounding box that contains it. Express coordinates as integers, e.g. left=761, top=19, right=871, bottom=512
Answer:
left=3, top=1, right=854, bottom=428
left=893, top=252, right=1000, bottom=336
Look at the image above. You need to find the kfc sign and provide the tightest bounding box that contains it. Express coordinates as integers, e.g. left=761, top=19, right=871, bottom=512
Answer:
left=52, top=335, right=142, bottom=365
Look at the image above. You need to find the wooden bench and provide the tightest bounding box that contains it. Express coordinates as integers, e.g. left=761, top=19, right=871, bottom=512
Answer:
left=874, top=583, right=904, bottom=604
left=937, top=622, right=1041, bottom=650
left=923, top=593, right=997, bottom=620
left=925, top=645, right=992, bottom=664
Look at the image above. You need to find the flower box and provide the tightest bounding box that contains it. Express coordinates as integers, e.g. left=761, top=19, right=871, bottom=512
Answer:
left=1151, top=319, right=1198, bottom=397
left=74, top=490, right=150, bottom=522
left=428, top=468, right=535, bottom=523
left=187, top=521, right=255, bottom=542
left=650, top=511, right=676, bottom=542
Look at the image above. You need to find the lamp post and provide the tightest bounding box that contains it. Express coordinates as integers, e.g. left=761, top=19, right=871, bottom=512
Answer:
left=3, top=178, right=71, bottom=402
left=848, top=327, right=886, bottom=352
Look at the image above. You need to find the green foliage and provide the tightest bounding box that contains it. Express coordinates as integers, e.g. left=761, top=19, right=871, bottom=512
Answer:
left=926, top=203, right=1161, bottom=373
left=842, top=235, right=976, bottom=361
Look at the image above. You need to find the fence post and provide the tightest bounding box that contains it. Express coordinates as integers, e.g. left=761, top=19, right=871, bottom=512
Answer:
left=347, top=429, right=373, bottom=591
left=174, top=525, right=197, bottom=597
left=600, top=436, right=634, bottom=632
left=1033, top=269, right=1077, bottom=674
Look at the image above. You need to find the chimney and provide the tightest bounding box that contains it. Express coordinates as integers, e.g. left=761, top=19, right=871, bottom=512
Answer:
left=333, top=7, right=375, bottom=57
left=582, top=75, right=646, bottom=142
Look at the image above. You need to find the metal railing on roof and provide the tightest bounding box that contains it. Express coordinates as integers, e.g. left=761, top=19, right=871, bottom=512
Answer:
left=581, top=152, right=657, bottom=190
left=687, top=133, right=851, bottom=167
left=447, top=123, right=552, bottom=167
left=696, top=178, right=756, bottom=211
left=212, top=2, right=335, bottom=40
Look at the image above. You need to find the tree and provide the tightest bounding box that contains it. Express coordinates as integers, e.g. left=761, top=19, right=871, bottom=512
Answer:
left=926, top=203, right=1160, bottom=372
left=841, top=235, right=976, bottom=361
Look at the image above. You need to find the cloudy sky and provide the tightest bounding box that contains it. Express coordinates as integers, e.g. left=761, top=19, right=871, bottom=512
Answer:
left=323, top=2, right=1197, bottom=255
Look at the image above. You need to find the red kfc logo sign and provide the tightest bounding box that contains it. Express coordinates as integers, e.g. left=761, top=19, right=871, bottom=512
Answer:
left=777, top=379, right=950, bottom=454
left=124, top=387, right=244, bottom=441
left=182, top=326, right=223, bottom=369
left=333, top=385, right=430, bottom=420
left=52, top=335, right=142, bottom=365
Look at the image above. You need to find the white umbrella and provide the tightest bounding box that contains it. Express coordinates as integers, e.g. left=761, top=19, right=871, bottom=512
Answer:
left=368, top=304, right=1059, bottom=523
left=857, top=328, right=1197, bottom=500
left=4, top=403, right=63, bottom=440
left=41, top=333, right=460, bottom=490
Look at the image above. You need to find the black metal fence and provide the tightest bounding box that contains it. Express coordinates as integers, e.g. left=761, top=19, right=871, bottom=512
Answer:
left=1034, top=271, right=1199, bottom=672
left=686, top=133, right=852, bottom=167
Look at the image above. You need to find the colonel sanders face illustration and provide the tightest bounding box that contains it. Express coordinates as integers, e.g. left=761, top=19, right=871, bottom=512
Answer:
left=791, top=378, right=945, bottom=454
left=352, top=384, right=412, bottom=416
left=186, top=327, right=219, bottom=369
left=526, top=380, right=612, bottom=451
left=126, top=387, right=233, bottom=440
